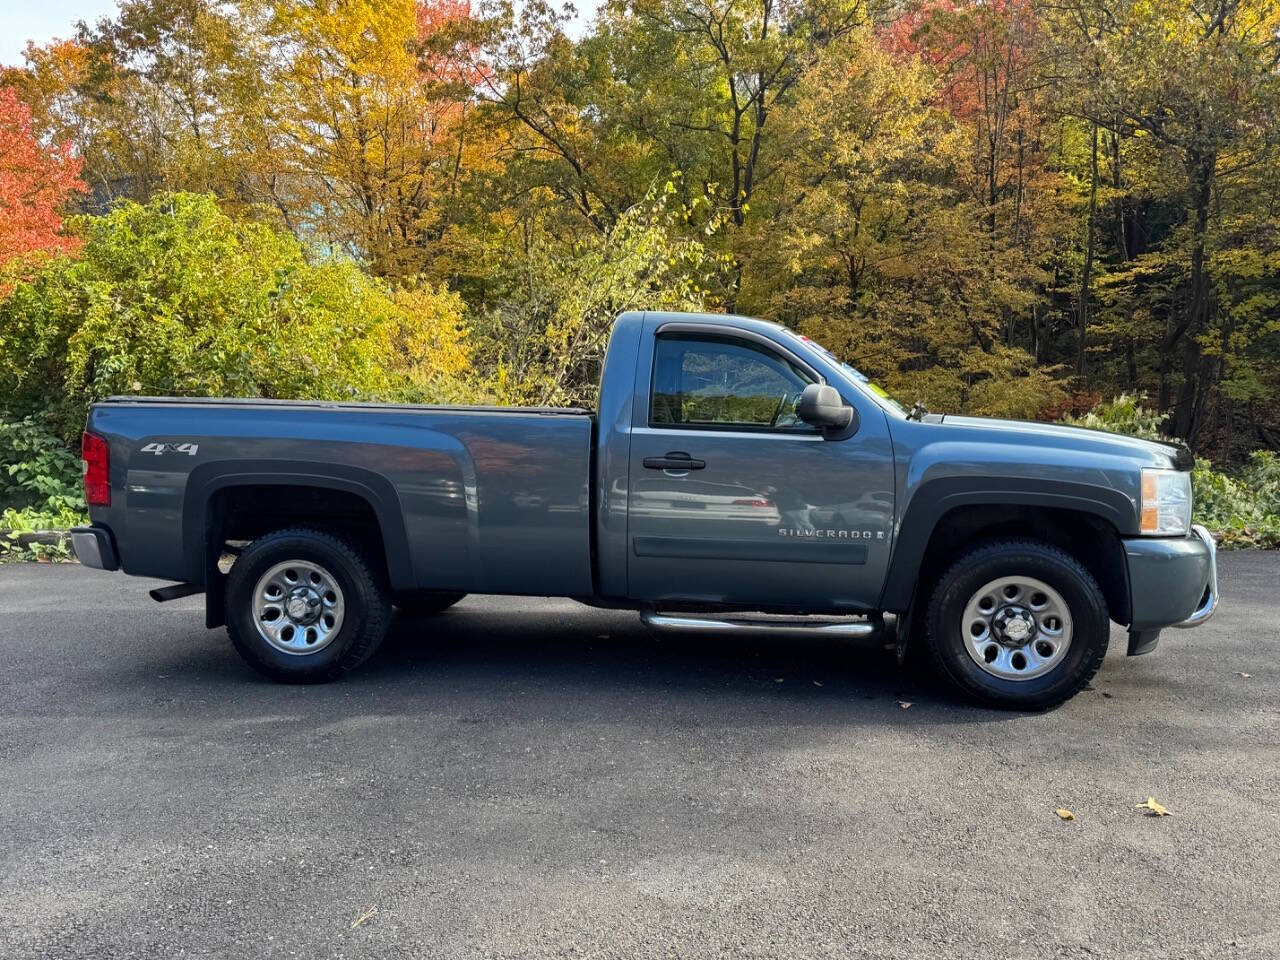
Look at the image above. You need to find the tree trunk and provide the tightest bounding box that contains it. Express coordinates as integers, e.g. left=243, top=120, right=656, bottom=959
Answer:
left=1110, top=126, right=1127, bottom=261
left=1077, top=124, right=1098, bottom=378
left=1167, top=149, right=1216, bottom=441
left=1109, top=124, right=1138, bottom=385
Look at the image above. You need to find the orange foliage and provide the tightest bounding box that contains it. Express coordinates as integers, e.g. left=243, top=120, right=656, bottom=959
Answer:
left=415, top=0, right=488, bottom=144
left=0, top=84, right=87, bottom=273
left=881, top=0, right=1039, bottom=120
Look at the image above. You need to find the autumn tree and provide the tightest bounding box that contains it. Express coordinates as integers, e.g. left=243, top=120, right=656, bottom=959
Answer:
left=472, top=0, right=869, bottom=303
left=258, top=0, right=486, bottom=277
left=467, top=180, right=728, bottom=406
left=0, top=85, right=86, bottom=281
left=747, top=25, right=1064, bottom=416
left=2, top=1, right=258, bottom=207
left=1050, top=0, right=1280, bottom=442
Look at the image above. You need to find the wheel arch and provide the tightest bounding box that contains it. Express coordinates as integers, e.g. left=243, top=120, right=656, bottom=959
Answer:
left=882, top=478, right=1134, bottom=626
left=183, top=462, right=414, bottom=626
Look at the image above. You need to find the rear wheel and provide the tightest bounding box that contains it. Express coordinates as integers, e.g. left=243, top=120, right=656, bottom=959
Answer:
left=226, top=528, right=390, bottom=683
left=924, top=539, right=1108, bottom=710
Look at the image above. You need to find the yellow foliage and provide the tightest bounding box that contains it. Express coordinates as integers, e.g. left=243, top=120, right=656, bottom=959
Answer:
left=389, top=280, right=471, bottom=386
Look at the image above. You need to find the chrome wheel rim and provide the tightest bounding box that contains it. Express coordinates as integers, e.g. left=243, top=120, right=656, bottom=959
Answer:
left=961, top=575, right=1072, bottom=681
left=252, top=560, right=345, bottom=655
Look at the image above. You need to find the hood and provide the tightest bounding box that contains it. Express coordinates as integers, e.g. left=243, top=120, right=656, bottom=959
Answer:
left=936, top=415, right=1191, bottom=469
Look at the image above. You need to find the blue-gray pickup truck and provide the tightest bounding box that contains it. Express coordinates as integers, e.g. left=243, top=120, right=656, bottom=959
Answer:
left=73, top=311, right=1218, bottom=708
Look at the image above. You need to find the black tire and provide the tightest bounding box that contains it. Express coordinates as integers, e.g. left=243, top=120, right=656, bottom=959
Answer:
left=923, top=539, right=1109, bottom=710
left=225, top=527, right=391, bottom=683
left=395, top=591, right=467, bottom=617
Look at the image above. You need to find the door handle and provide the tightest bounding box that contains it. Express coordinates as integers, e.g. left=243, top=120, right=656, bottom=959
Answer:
left=643, top=452, right=706, bottom=471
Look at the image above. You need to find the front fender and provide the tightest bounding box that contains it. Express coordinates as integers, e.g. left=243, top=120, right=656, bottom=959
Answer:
left=879, top=474, right=1138, bottom=612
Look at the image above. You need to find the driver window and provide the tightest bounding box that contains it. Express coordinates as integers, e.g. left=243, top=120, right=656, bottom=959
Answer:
left=650, top=334, right=816, bottom=430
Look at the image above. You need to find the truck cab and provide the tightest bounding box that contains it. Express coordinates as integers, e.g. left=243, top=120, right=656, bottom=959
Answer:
left=594, top=312, right=896, bottom=610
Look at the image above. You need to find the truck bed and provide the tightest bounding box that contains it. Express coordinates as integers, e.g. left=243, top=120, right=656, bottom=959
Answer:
left=88, top=397, right=597, bottom=596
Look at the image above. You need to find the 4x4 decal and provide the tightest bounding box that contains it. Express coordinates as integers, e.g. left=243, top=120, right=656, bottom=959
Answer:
left=140, top=442, right=199, bottom=456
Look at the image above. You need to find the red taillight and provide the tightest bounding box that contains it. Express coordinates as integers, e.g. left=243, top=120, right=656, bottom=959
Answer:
left=82, top=431, right=110, bottom=506
left=731, top=498, right=772, bottom=508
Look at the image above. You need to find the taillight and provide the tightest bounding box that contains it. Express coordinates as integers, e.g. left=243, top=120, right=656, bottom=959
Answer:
left=82, top=431, right=110, bottom=506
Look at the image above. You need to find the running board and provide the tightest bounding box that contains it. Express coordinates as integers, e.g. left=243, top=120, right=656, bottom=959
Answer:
left=641, top=610, right=882, bottom=639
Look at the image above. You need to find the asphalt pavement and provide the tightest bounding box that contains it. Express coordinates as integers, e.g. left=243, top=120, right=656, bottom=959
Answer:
left=0, top=554, right=1277, bottom=959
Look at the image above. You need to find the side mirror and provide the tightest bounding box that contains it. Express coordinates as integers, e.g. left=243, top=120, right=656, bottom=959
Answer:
left=798, top=383, right=855, bottom=436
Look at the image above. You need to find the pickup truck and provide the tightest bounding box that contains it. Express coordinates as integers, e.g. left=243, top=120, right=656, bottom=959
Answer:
left=72, top=310, right=1218, bottom=709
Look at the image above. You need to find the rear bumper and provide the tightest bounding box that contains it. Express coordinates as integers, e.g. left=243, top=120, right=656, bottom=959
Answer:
left=71, top=525, right=119, bottom=571
left=1124, top=523, right=1217, bottom=633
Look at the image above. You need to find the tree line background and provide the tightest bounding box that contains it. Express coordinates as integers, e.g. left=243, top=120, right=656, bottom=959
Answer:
left=1, top=0, right=1278, bottom=552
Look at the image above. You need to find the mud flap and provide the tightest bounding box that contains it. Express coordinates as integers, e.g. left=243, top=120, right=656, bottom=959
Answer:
left=1127, top=628, right=1161, bottom=656
left=895, top=602, right=916, bottom=666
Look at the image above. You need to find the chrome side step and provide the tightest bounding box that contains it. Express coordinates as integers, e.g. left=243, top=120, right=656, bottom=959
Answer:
left=641, top=610, right=882, bottom=639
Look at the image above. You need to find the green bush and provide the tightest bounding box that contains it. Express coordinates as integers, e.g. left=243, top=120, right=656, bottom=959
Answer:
left=1065, top=396, right=1280, bottom=548
left=0, top=410, right=84, bottom=516
left=0, top=506, right=79, bottom=561
left=474, top=182, right=727, bottom=407
left=1061, top=394, right=1167, bottom=441
left=1192, top=451, right=1280, bottom=549
left=0, top=410, right=86, bottom=560
left=0, top=193, right=473, bottom=443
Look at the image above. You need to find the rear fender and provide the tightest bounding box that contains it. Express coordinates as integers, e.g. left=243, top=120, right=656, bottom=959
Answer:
left=182, top=461, right=413, bottom=592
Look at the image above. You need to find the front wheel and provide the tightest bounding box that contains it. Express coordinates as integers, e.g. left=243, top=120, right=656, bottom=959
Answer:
left=225, top=528, right=391, bottom=683
left=923, top=539, right=1109, bottom=710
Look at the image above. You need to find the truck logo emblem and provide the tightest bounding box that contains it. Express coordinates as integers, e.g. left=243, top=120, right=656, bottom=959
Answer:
left=777, top=528, right=883, bottom=540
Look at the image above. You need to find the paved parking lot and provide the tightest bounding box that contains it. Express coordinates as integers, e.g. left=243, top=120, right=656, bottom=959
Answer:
left=1, top=554, right=1277, bottom=959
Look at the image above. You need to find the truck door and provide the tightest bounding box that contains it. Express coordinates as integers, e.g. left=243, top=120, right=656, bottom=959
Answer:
left=625, top=321, right=896, bottom=610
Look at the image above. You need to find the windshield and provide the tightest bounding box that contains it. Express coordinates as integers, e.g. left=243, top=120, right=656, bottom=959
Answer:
left=781, top=330, right=910, bottom=416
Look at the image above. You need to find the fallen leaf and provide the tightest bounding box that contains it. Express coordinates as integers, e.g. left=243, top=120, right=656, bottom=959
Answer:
left=1055, top=808, right=1075, bottom=821
left=351, top=907, right=377, bottom=929
left=898, top=701, right=913, bottom=709
left=1134, top=797, right=1172, bottom=817
left=1238, top=672, right=1252, bottom=678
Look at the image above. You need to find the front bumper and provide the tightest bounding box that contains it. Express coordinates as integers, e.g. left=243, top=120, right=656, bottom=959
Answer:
left=71, top=525, right=119, bottom=571
left=1173, top=524, right=1218, bottom=628
left=1122, top=524, right=1218, bottom=653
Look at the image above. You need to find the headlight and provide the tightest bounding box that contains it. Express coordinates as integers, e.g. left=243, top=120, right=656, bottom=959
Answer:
left=1140, top=468, right=1192, bottom=536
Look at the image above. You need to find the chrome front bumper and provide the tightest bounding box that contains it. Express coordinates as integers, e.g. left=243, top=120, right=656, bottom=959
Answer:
left=1173, top=523, right=1218, bottom=628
